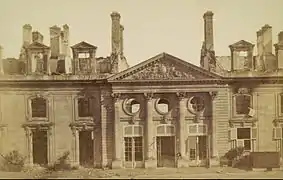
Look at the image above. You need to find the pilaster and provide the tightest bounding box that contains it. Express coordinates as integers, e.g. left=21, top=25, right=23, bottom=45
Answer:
left=210, top=91, right=220, bottom=166
left=111, top=93, right=123, bottom=169
left=144, top=92, right=157, bottom=168
left=71, top=127, right=79, bottom=167
left=176, top=92, right=189, bottom=167
left=25, top=127, right=33, bottom=166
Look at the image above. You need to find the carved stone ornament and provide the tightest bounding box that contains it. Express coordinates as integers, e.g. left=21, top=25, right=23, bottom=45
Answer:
left=144, top=92, right=154, bottom=101
left=111, top=93, right=121, bottom=103
left=106, top=105, right=113, bottom=112
left=176, top=92, right=187, bottom=100
left=209, top=91, right=218, bottom=100
left=237, top=87, right=251, bottom=94
left=129, top=116, right=136, bottom=124
left=229, top=121, right=234, bottom=128
left=194, top=114, right=200, bottom=123
left=273, top=119, right=279, bottom=127
left=162, top=115, right=169, bottom=124
left=125, top=62, right=196, bottom=80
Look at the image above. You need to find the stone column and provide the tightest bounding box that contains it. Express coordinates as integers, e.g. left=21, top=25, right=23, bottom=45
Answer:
left=112, top=93, right=122, bottom=169
left=144, top=93, right=156, bottom=168
left=176, top=92, right=189, bottom=167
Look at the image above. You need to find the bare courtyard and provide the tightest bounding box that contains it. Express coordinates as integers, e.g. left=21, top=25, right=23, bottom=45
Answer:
left=0, top=167, right=282, bottom=179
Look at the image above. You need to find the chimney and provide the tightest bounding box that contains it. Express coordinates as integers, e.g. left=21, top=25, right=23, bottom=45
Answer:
left=49, top=25, right=62, bottom=59
left=32, top=31, right=44, bottom=43
left=275, top=31, right=283, bottom=69
left=23, top=24, right=32, bottom=47
left=203, top=11, right=214, bottom=51
left=0, top=46, right=4, bottom=74
left=111, top=12, right=121, bottom=55
left=256, top=29, right=263, bottom=56
left=257, top=24, right=276, bottom=71
left=62, top=24, right=72, bottom=74
left=261, top=24, right=273, bottom=54
left=62, top=24, right=70, bottom=56
left=120, top=25, right=124, bottom=56
left=200, top=11, right=216, bottom=72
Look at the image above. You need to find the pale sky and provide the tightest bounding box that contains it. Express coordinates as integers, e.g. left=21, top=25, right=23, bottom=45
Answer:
left=0, top=0, right=283, bottom=67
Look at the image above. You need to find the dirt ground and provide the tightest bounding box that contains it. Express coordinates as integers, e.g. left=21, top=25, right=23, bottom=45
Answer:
left=0, top=167, right=282, bottom=179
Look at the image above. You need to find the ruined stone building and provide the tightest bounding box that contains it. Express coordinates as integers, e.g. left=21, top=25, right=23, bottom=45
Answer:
left=0, top=11, right=282, bottom=168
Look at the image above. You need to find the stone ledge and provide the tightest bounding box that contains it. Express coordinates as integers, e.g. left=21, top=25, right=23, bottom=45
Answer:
left=177, top=159, right=189, bottom=168
left=145, top=159, right=157, bottom=168
left=112, top=160, right=123, bottom=169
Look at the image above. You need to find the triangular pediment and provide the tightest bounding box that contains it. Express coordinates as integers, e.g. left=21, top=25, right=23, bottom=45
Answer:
left=27, top=42, right=49, bottom=49
left=229, top=40, right=254, bottom=48
left=71, top=41, right=97, bottom=49
left=108, top=52, right=223, bottom=81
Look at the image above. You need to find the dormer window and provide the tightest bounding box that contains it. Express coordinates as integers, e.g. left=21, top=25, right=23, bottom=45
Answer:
left=239, top=51, right=248, bottom=57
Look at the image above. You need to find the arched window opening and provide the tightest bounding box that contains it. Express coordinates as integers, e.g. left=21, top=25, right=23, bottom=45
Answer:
left=125, top=98, right=140, bottom=115
left=156, top=98, right=170, bottom=114
left=189, top=96, right=205, bottom=114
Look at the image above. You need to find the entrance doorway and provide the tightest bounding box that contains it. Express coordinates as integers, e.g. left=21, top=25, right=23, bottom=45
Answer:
left=79, top=130, right=94, bottom=167
left=188, top=135, right=208, bottom=165
left=124, top=137, right=143, bottom=168
left=157, top=136, right=176, bottom=167
left=32, top=130, right=48, bottom=166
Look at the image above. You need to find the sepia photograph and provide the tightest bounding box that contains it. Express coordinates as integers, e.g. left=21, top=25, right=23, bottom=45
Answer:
left=0, top=0, right=283, bottom=178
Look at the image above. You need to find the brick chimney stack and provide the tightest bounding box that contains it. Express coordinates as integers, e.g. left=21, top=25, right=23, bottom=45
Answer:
left=203, top=11, right=214, bottom=51
left=23, top=24, right=32, bottom=47
left=111, top=12, right=121, bottom=55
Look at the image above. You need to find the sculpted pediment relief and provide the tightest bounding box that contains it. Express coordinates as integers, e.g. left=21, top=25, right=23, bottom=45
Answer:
left=108, top=53, right=222, bottom=81
left=124, top=61, right=196, bottom=80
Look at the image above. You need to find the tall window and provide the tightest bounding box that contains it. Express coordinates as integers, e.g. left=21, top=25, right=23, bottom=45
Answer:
left=235, top=94, right=251, bottom=115
left=229, top=127, right=257, bottom=151
left=124, top=137, right=143, bottom=162
left=124, top=126, right=143, bottom=162
left=31, top=97, right=47, bottom=118
left=273, top=127, right=283, bottom=158
left=78, top=97, right=92, bottom=117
